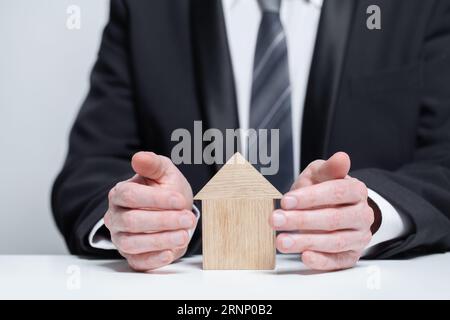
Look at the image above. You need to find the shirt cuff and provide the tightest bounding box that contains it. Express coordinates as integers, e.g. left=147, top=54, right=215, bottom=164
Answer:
left=89, top=218, right=116, bottom=250
left=88, top=206, right=201, bottom=250
left=363, top=188, right=413, bottom=256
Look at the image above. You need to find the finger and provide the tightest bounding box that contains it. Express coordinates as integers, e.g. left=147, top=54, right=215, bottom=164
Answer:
left=301, top=250, right=361, bottom=271
left=122, top=250, right=175, bottom=272
left=293, top=152, right=350, bottom=189
left=291, top=160, right=325, bottom=190
left=281, top=178, right=367, bottom=210
left=112, top=230, right=189, bottom=255
left=276, top=230, right=372, bottom=254
left=311, top=152, right=351, bottom=183
left=270, top=204, right=369, bottom=231
left=110, top=181, right=187, bottom=210
left=109, top=209, right=196, bottom=233
left=291, top=153, right=350, bottom=190
left=173, top=246, right=188, bottom=261
left=291, top=160, right=326, bottom=189
left=131, top=152, right=172, bottom=181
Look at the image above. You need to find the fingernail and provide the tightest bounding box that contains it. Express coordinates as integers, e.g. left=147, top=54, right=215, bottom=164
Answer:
left=179, top=214, right=193, bottom=228
left=272, top=211, right=286, bottom=227
left=282, top=196, right=297, bottom=210
left=281, top=236, right=294, bottom=249
left=171, top=232, right=186, bottom=246
left=159, top=251, right=172, bottom=263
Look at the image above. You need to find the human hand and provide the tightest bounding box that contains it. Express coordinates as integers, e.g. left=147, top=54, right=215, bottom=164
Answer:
left=104, top=152, right=196, bottom=272
left=270, top=152, right=374, bottom=271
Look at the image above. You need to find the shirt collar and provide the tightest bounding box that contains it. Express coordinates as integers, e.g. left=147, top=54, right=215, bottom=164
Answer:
left=223, top=0, right=324, bottom=11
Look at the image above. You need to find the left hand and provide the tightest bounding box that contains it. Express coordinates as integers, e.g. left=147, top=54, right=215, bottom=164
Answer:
left=270, top=152, right=374, bottom=271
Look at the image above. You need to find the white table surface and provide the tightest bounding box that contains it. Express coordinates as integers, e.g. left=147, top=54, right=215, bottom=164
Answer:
left=0, top=254, right=449, bottom=299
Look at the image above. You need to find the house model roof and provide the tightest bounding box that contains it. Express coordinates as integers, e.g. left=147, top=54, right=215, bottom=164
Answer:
left=194, top=153, right=282, bottom=200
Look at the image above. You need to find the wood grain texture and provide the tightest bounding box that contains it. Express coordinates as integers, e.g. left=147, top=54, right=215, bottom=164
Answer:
left=202, top=199, right=276, bottom=270
left=195, top=153, right=280, bottom=270
left=194, top=153, right=282, bottom=200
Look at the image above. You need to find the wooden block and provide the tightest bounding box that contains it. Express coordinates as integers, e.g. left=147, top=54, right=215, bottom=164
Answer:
left=202, top=198, right=276, bottom=270
left=195, top=153, right=282, bottom=270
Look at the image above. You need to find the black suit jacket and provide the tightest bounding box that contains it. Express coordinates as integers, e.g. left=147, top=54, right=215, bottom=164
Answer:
left=52, top=0, right=450, bottom=259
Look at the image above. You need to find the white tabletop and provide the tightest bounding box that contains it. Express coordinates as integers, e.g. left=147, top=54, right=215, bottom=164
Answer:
left=0, top=254, right=449, bottom=299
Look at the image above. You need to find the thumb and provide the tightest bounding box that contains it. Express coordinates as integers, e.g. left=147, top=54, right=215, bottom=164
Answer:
left=311, top=152, right=351, bottom=183
left=131, top=152, right=171, bottom=181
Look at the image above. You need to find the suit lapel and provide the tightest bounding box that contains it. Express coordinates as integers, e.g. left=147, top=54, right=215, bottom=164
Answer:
left=191, top=0, right=239, bottom=171
left=301, top=0, right=357, bottom=169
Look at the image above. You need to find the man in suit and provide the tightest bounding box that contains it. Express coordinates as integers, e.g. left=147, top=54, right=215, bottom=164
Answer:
left=52, top=0, right=450, bottom=271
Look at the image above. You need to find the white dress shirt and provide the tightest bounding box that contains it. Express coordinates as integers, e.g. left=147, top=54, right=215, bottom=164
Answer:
left=88, top=0, right=412, bottom=254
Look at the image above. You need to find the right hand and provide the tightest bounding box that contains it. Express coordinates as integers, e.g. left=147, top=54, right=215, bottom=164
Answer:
left=104, top=151, right=196, bottom=272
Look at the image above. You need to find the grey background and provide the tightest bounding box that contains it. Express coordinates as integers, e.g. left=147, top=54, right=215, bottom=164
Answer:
left=0, top=0, right=109, bottom=254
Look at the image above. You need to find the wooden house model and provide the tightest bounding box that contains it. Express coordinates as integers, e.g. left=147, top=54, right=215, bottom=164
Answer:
left=194, top=152, right=282, bottom=270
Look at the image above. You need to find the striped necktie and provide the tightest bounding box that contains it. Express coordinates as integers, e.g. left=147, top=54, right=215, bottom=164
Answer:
left=249, top=0, right=294, bottom=193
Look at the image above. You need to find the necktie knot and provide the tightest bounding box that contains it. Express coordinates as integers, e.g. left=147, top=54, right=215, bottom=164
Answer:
left=258, top=0, right=281, bottom=13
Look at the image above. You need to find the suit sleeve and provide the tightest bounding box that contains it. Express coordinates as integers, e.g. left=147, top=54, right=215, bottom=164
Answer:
left=52, top=0, right=137, bottom=257
left=352, top=1, right=450, bottom=259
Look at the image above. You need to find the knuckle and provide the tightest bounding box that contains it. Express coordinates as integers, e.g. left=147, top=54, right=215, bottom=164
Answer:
left=114, top=181, right=127, bottom=193
left=328, top=209, right=342, bottom=230
left=108, top=187, right=116, bottom=204
left=350, top=253, right=361, bottom=266
left=334, top=252, right=347, bottom=268
left=290, top=179, right=301, bottom=191
left=307, top=160, right=324, bottom=179
left=148, top=235, right=163, bottom=251
left=335, top=234, right=347, bottom=252
left=152, top=215, right=165, bottom=230
left=104, top=211, right=112, bottom=229
left=158, top=251, right=175, bottom=266
left=179, top=231, right=189, bottom=246
left=116, top=235, right=133, bottom=253
left=127, top=257, right=141, bottom=271
left=333, top=183, right=347, bottom=202
left=169, top=191, right=186, bottom=208
left=160, top=155, right=172, bottom=164
left=121, top=212, right=138, bottom=232
left=132, top=151, right=146, bottom=160
left=355, top=180, right=368, bottom=200
left=362, top=231, right=372, bottom=247
left=159, top=156, right=173, bottom=171
left=349, top=250, right=361, bottom=262
left=364, top=206, right=375, bottom=227
left=168, top=190, right=181, bottom=201
left=176, top=247, right=188, bottom=259
left=338, top=255, right=358, bottom=270
left=142, top=257, right=160, bottom=271
left=305, top=189, right=317, bottom=206
left=306, top=160, right=321, bottom=174
left=111, top=233, right=119, bottom=247
left=129, top=257, right=151, bottom=272
left=121, top=188, right=136, bottom=207
left=342, top=252, right=359, bottom=269
left=312, top=159, right=325, bottom=167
